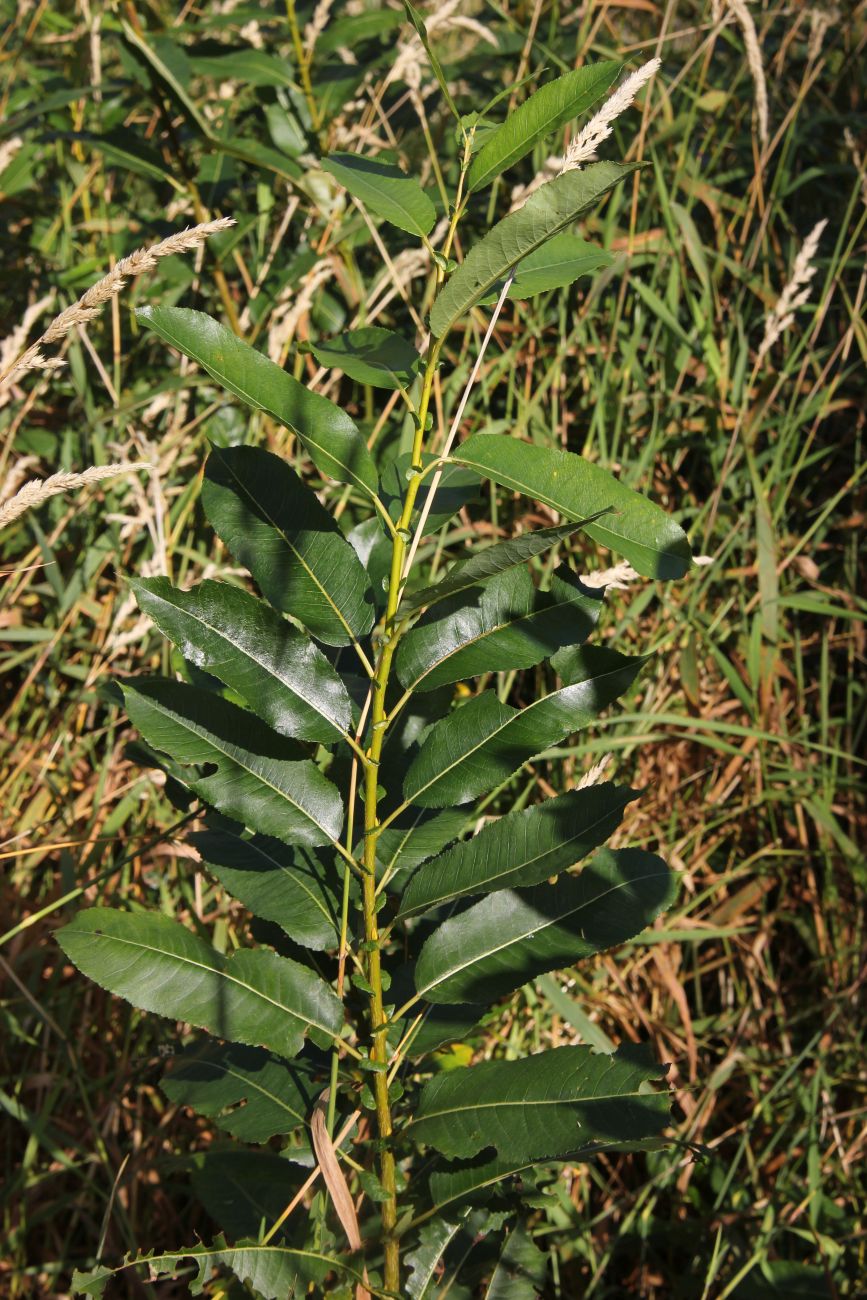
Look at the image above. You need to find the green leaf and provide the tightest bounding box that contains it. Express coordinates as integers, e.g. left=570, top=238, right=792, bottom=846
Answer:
left=123, top=679, right=343, bottom=849
left=190, top=49, right=296, bottom=87
left=202, top=445, right=375, bottom=647
left=376, top=807, right=470, bottom=877
left=397, top=783, right=637, bottom=919
left=310, top=326, right=421, bottom=391
left=413, top=848, right=675, bottom=1004
left=452, top=433, right=693, bottom=581
left=406, top=1217, right=466, bottom=1298
left=396, top=565, right=603, bottom=694
left=429, top=162, right=640, bottom=337
left=380, top=453, right=482, bottom=535
left=400, top=1, right=460, bottom=121
left=191, top=1150, right=304, bottom=1241
left=491, top=234, right=612, bottom=302
left=137, top=308, right=378, bottom=497
left=402, top=522, right=596, bottom=615
left=467, top=62, right=620, bottom=193
left=484, top=1222, right=547, bottom=1299
left=321, top=151, right=436, bottom=237
left=161, top=1040, right=317, bottom=1141
left=132, top=578, right=352, bottom=744
left=402, top=648, right=645, bottom=808
left=409, top=1043, right=670, bottom=1159
left=191, top=824, right=340, bottom=950
left=58, top=909, right=345, bottom=1058
left=71, top=1238, right=360, bottom=1298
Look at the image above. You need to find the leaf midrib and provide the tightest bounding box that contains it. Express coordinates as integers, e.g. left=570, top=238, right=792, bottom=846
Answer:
left=190, top=1059, right=308, bottom=1126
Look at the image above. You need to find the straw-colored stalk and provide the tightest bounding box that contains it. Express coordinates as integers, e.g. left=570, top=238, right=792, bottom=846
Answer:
left=0, top=463, right=151, bottom=532
left=0, top=217, right=234, bottom=392
left=758, top=219, right=827, bottom=361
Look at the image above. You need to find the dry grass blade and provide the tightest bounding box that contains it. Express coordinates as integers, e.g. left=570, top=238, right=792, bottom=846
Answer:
left=0, top=463, right=151, bottom=531
left=310, top=1092, right=369, bottom=1298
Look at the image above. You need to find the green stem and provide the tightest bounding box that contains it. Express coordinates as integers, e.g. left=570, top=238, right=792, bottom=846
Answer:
left=285, top=0, right=322, bottom=145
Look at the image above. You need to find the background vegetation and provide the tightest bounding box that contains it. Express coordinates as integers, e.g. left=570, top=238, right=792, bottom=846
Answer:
left=1, top=0, right=864, bottom=1295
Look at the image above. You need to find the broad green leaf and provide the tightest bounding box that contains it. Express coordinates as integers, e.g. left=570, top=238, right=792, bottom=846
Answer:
left=467, top=62, right=620, bottom=193
left=409, top=1043, right=670, bottom=1159
left=402, top=522, right=596, bottom=615
left=138, top=308, right=378, bottom=496
left=58, top=909, right=344, bottom=1057
left=413, top=848, right=675, bottom=1004
left=381, top=453, right=482, bottom=534
left=402, top=648, right=645, bottom=808
left=132, top=578, right=352, bottom=744
left=191, top=824, right=340, bottom=950
left=321, top=151, right=436, bottom=237
left=452, top=433, right=693, bottom=581
left=396, top=565, right=603, bottom=694
left=123, top=679, right=343, bottom=849
left=161, top=1040, right=317, bottom=1141
left=390, top=1001, right=482, bottom=1058
left=316, top=9, right=403, bottom=54
left=72, top=1239, right=361, bottom=1298
left=406, top=1217, right=466, bottom=1299
left=310, top=326, right=421, bottom=391
left=397, top=783, right=636, bottom=919
left=376, top=807, right=469, bottom=877
left=484, top=1222, right=547, bottom=1299
left=429, top=162, right=639, bottom=337
left=191, top=1150, right=304, bottom=1241
left=190, top=49, right=296, bottom=87
left=202, top=445, right=374, bottom=647
left=489, top=234, right=611, bottom=302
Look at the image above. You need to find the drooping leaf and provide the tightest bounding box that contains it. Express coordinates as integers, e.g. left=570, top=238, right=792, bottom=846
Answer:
left=397, top=783, right=637, bottom=919
left=321, top=151, right=436, bottom=237
left=202, top=445, right=375, bottom=647
left=429, top=162, right=640, bottom=337
left=402, top=522, right=596, bottom=615
left=57, top=909, right=345, bottom=1057
left=409, top=1043, right=670, bottom=1159
left=310, top=326, right=421, bottom=390
left=487, top=234, right=611, bottom=302
left=71, top=1238, right=360, bottom=1298
left=467, top=62, right=621, bottom=193
left=191, top=824, right=340, bottom=950
left=413, top=848, right=675, bottom=1004
left=402, top=648, right=645, bottom=808
left=137, top=308, right=378, bottom=496
left=484, top=1221, right=547, bottom=1299
left=161, top=1040, right=317, bottom=1141
left=122, top=679, right=344, bottom=849
left=131, top=578, right=352, bottom=743
left=395, top=566, right=603, bottom=694
left=191, top=1150, right=305, bottom=1241
left=452, top=434, right=693, bottom=581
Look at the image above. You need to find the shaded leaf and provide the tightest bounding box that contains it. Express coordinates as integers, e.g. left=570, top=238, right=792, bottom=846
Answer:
left=452, top=433, right=692, bottom=581
left=429, top=162, right=639, bottom=336
left=191, top=824, right=340, bottom=950
left=406, top=1217, right=466, bottom=1298
left=396, top=565, right=602, bottom=694
left=161, top=1040, right=318, bottom=1141
left=138, top=308, right=378, bottom=496
left=310, top=326, right=421, bottom=390
left=123, top=679, right=343, bottom=849
left=403, top=648, right=645, bottom=808
left=202, top=445, right=374, bottom=647
left=381, top=453, right=482, bottom=534
left=397, top=783, right=637, bottom=919
left=413, top=848, right=675, bottom=1004
left=484, top=1222, right=546, bottom=1299
left=191, top=1150, right=303, bottom=1241
left=376, top=807, right=469, bottom=878
left=58, top=909, right=345, bottom=1058
left=410, top=1043, right=670, bottom=1159
left=322, top=151, right=436, bottom=237
left=467, top=62, right=620, bottom=193
left=132, top=578, right=352, bottom=743
left=489, top=234, right=611, bottom=302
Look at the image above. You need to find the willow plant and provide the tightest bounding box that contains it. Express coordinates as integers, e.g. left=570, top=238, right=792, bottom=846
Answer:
left=67, top=30, right=692, bottom=1300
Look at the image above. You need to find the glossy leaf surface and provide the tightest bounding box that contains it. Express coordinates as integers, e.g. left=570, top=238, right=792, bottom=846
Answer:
left=132, top=578, right=352, bottom=743
left=413, top=848, right=675, bottom=1003
left=191, top=824, right=340, bottom=950
left=429, top=162, right=639, bottom=337
left=123, top=679, right=344, bottom=849
left=410, top=1043, right=669, bottom=1158
left=310, top=326, right=421, bottom=390
left=202, top=445, right=374, bottom=646
left=402, top=648, right=644, bottom=808
left=397, top=783, right=637, bottom=919
left=452, top=434, right=692, bottom=580
left=58, top=909, right=345, bottom=1057
left=467, top=62, right=620, bottom=192
left=137, top=307, right=378, bottom=495
left=322, top=151, right=436, bottom=236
